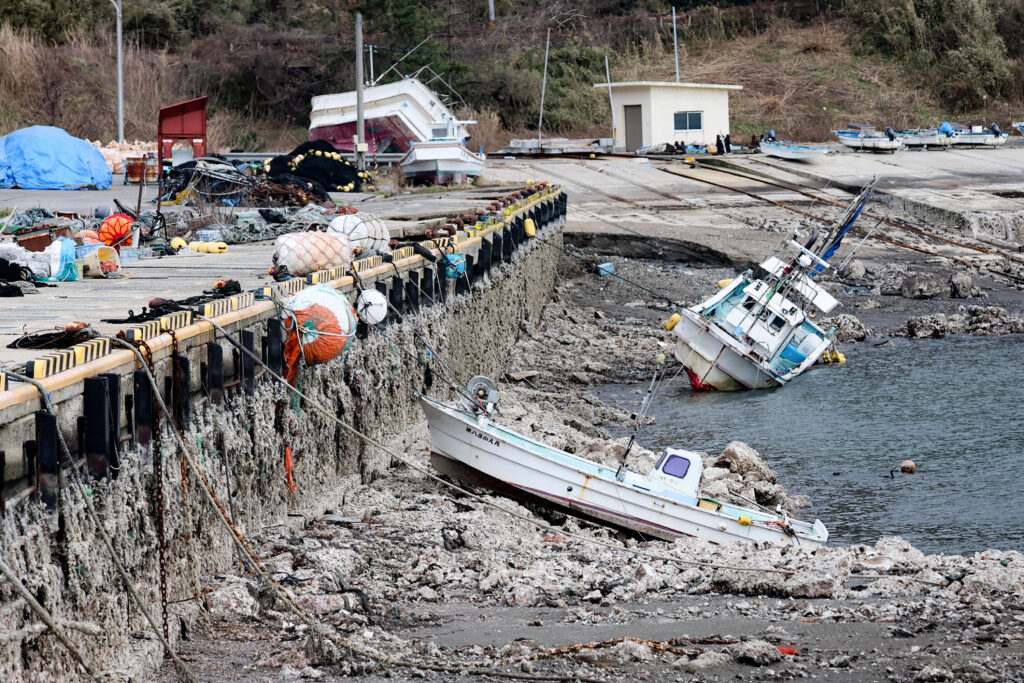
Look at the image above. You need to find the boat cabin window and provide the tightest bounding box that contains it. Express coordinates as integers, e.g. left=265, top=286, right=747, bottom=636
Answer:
left=769, top=315, right=786, bottom=332
left=662, top=455, right=691, bottom=479
left=431, top=127, right=449, bottom=138
left=741, top=297, right=756, bottom=311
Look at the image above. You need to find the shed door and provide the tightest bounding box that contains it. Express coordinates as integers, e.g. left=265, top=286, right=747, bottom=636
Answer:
left=623, top=105, right=643, bottom=151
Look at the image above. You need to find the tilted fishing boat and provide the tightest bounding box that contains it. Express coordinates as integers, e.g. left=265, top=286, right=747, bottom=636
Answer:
left=833, top=124, right=902, bottom=152
left=899, top=124, right=959, bottom=148
left=1014, top=121, right=1024, bottom=136
left=400, top=118, right=485, bottom=184
left=421, top=380, right=827, bottom=547
left=668, top=178, right=877, bottom=391
left=758, top=131, right=829, bottom=161
left=950, top=122, right=1007, bottom=147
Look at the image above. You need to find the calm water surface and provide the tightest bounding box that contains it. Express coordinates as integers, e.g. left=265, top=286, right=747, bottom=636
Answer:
left=596, top=335, right=1024, bottom=555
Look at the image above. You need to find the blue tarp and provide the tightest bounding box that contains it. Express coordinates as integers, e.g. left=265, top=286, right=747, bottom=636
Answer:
left=0, top=126, right=112, bottom=190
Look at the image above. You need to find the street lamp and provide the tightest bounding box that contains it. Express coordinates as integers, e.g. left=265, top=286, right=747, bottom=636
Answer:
left=110, top=0, right=124, bottom=142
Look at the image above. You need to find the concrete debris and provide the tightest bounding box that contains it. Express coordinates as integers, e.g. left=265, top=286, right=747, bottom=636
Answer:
left=902, top=305, right=1024, bottom=337
left=680, top=649, right=731, bottom=671
left=950, top=271, right=981, bottom=298
left=731, top=638, right=783, bottom=666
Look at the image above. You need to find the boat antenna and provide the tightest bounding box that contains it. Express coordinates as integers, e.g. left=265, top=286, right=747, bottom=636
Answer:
left=372, top=35, right=435, bottom=86
left=615, top=354, right=665, bottom=482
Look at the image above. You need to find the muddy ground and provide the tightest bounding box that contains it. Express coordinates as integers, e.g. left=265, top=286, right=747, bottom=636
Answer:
left=157, top=242, right=1024, bottom=683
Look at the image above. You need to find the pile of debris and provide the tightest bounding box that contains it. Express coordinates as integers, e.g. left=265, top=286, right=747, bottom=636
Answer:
left=90, top=139, right=157, bottom=174
left=160, top=141, right=368, bottom=208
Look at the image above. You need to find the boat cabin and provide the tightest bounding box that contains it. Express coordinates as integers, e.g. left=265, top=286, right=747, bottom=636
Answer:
left=648, top=447, right=703, bottom=497
left=424, top=119, right=476, bottom=143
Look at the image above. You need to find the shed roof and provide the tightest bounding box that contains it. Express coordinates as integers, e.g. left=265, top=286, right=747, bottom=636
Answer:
left=592, top=81, right=742, bottom=91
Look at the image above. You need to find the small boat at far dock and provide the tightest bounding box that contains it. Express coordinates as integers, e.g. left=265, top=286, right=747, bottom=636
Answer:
left=833, top=124, right=902, bottom=152
left=758, top=130, right=829, bottom=161
left=421, top=381, right=828, bottom=548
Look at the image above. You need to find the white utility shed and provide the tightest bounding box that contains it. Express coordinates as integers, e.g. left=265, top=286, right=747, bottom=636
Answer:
left=592, top=81, right=742, bottom=151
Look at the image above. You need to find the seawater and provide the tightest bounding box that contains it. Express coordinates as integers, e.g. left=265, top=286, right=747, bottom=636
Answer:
left=597, top=335, right=1024, bottom=555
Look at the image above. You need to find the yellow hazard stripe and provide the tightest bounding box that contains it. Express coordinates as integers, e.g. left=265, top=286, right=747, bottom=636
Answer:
left=261, top=277, right=305, bottom=298
left=72, top=338, right=110, bottom=365
left=159, top=310, right=193, bottom=331
left=25, top=349, right=75, bottom=379
left=126, top=320, right=161, bottom=342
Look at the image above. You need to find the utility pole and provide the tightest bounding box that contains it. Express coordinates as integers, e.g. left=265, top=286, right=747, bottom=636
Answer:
left=368, top=44, right=374, bottom=83
left=355, top=13, right=366, bottom=170
left=110, top=0, right=124, bottom=141
left=537, top=28, right=550, bottom=149
left=672, top=6, right=680, bottom=83
left=488, top=0, right=495, bottom=27
left=605, top=55, right=616, bottom=147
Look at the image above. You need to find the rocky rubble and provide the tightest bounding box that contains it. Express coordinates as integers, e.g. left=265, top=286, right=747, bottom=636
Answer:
left=901, top=305, right=1024, bottom=338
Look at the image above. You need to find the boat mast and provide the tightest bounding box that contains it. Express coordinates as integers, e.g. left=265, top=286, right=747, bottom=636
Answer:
left=615, top=357, right=665, bottom=481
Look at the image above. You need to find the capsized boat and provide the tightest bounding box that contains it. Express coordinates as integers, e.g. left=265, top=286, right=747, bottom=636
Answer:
left=899, top=123, right=959, bottom=148
left=400, top=118, right=485, bottom=184
left=669, top=177, right=877, bottom=391
left=949, top=122, right=1007, bottom=147
left=833, top=124, right=902, bottom=152
left=421, top=380, right=827, bottom=547
left=309, top=76, right=467, bottom=153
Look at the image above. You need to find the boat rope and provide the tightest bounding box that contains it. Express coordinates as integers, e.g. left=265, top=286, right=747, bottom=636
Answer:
left=4, top=369, right=199, bottom=683
left=0, top=556, right=103, bottom=682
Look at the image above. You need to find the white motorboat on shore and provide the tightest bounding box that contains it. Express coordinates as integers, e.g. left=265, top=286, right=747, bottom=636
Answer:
left=950, top=122, right=1007, bottom=147
left=668, top=178, right=877, bottom=391
left=421, top=384, right=827, bottom=548
left=400, top=118, right=485, bottom=184
left=899, top=125, right=959, bottom=148
left=833, top=124, right=902, bottom=152
left=758, top=131, right=829, bottom=161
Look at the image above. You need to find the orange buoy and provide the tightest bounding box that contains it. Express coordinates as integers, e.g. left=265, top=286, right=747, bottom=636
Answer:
left=900, top=459, right=916, bottom=474
left=75, top=229, right=99, bottom=242
left=97, top=213, right=134, bottom=248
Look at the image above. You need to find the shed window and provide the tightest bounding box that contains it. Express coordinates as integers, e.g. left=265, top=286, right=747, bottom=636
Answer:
left=673, top=112, right=702, bottom=131
left=662, top=455, right=691, bottom=479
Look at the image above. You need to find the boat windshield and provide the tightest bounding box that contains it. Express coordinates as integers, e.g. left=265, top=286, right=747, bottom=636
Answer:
left=662, top=455, right=691, bottom=478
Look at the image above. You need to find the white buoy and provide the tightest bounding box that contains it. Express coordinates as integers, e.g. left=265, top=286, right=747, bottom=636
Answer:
left=328, top=213, right=389, bottom=252
left=356, top=289, right=388, bottom=325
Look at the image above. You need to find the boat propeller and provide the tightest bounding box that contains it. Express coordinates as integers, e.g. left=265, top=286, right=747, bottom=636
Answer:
left=461, top=376, right=501, bottom=415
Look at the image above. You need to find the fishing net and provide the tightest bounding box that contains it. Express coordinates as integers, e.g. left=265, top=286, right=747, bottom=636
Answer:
left=98, top=213, right=134, bottom=247
left=273, top=231, right=353, bottom=276
left=282, top=284, right=356, bottom=384
left=327, top=212, right=388, bottom=252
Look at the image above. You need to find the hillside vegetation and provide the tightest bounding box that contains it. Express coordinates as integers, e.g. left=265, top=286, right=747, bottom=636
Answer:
left=1, top=0, right=1023, bottom=148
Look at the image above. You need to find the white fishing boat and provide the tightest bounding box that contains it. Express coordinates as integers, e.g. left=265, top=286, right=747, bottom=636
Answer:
left=668, top=178, right=877, bottom=391
left=309, top=76, right=467, bottom=153
left=399, top=119, right=485, bottom=184
left=421, top=383, right=827, bottom=547
left=899, top=126, right=959, bottom=148
left=950, top=122, right=1007, bottom=147
left=758, top=131, right=829, bottom=161
left=833, top=124, right=902, bottom=152
left=1014, top=121, right=1024, bottom=136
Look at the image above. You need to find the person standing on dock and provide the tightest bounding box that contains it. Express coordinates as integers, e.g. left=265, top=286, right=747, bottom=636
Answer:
left=724, top=133, right=732, bottom=154
left=715, top=134, right=725, bottom=155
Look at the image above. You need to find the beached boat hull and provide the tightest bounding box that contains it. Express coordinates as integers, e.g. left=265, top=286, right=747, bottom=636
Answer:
left=672, top=308, right=781, bottom=390
left=421, top=396, right=827, bottom=547
left=758, top=141, right=829, bottom=161
left=901, top=132, right=958, bottom=147
left=955, top=133, right=1006, bottom=147
left=834, top=131, right=902, bottom=152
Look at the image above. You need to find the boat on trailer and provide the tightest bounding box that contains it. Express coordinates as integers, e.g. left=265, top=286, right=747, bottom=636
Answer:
left=833, top=124, right=902, bottom=152
left=668, top=178, right=877, bottom=391
left=758, top=131, right=829, bottom=161
left=421, top=383, right=827, bottom=548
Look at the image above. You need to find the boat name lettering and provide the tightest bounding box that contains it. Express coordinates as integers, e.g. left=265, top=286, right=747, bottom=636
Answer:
left=465, top=426, right=502, bottom=447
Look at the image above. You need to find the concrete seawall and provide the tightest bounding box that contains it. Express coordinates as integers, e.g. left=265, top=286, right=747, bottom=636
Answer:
left=0, top=189, right=566, bottom=681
